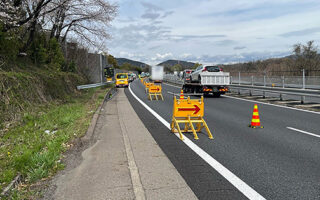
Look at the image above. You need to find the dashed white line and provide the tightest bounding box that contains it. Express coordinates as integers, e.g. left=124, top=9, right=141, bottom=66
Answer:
left=129, top=84, right=266, bottom=200
left=287, top=127, right=320, bottom=138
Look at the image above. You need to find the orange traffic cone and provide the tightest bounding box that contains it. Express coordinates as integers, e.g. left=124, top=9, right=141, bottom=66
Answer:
left=180, top=89, right=184, bottom=100
left=249, top=104, right=263, bottom=128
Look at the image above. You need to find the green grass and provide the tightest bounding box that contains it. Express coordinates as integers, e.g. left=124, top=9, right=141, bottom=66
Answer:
left=0, top=86, right=109, bottom=199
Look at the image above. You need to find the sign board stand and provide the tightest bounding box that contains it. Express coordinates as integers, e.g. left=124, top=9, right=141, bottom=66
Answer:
left=170, top=96, right=213, bottom=140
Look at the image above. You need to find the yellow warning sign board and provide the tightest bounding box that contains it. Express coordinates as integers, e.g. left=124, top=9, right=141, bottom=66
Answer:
left=171, top=96, right=213, bottom=140
left=149, top=84, right=162, bottom=93
left=148, top=85, right=163, bottom=101
left=144, top=82, right=154, bottom=93
left=172, top=96, right=203, bottom=118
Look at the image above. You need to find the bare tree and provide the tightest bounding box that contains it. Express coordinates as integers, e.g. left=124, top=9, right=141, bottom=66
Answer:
left=46, top=0, right=117, bottom=51
left=293, top=41, right=319, bottom=75
left=1, top=0, right=117, bottom=52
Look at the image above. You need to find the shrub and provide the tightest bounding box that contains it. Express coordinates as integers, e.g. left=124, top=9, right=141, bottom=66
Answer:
left=47, top=38, right=65, bottom=70
left=0, top=24, right=21, bottom=64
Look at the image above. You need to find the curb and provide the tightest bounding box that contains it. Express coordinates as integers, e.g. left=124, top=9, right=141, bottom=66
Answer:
left=81, top=87, right=117, bottom=143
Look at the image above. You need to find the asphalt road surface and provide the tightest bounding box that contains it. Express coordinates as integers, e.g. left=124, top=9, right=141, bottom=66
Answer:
left=125, top=79, right=320, bottom=200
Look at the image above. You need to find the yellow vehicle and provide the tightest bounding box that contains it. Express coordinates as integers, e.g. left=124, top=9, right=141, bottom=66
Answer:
left=115, top=73, right=129, bottom=88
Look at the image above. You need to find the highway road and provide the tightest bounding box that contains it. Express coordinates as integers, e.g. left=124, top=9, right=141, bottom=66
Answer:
left=125, top=79, right=320, bottom=200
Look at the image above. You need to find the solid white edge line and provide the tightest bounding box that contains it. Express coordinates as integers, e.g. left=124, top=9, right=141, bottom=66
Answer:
left=128, top=84, right=266, bottom=200
left=287, top=127, right=320, bottom=138
left=163, top=82, right=320, bottom=115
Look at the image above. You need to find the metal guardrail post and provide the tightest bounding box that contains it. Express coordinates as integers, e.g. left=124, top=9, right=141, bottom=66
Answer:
left=302, top=69, right=305, bottom=89
left=238, top=72, right=241, bottom=85
left=282, top=76, right=285, bottom=88
left=263, top=76, right=266, bottom=87
left=251, top=76, right=254, bottom=86
left=301, top=96, right=305, bottom=104
left=249, top=89, right=252, bottom=96
left=263, top=91, right=265, bottom=99
left=280, top=93, right=283, bottom=101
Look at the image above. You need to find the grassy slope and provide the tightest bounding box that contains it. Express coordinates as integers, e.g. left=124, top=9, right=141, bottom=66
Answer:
left=0, top=65, right=111, bottom=199
left=0, top=86, right=109, bottom=199
left=0, top=67, right=86, bottom=128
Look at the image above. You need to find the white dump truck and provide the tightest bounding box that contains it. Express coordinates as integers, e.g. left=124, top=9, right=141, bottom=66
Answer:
left=183, top=65, right=230, bottom=97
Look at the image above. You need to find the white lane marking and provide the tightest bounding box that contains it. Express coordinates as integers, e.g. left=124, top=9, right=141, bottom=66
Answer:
left=163, top=83, right=320, bottom=115
left=287, top=127, right=320, bottom=138
left=129, top=84, right=266, bottom=200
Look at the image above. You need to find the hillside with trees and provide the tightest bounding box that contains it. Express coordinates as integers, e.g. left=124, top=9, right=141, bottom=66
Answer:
left=116, top=58, right=149, bottom=69
left=158, top=59, right=195, bottom=68
left=157, top=59, right=201, bottom=72
left=222, top=41, right=320, bottom=76
left=106, top=55, right=147, bottom=73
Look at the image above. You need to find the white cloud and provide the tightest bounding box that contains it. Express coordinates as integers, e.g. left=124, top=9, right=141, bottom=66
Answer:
left=151, top=53, right=173, bottom=61
left=108, top=0, right=320, bottom=65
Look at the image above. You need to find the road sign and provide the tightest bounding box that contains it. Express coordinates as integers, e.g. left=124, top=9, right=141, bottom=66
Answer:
left=148, top=85, right=163, bottom=101
left=171, top=96, right=213, bottom=140
left=178, top=105, right=200, bottom=114
left=145, top=82, right=154, bottom=93
left=173, top=96, right=203, bottom=118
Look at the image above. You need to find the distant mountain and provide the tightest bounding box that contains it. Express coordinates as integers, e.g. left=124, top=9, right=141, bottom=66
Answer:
left=157, top=60, right=196, bottom=69
left=116, top=58, right=149, bottom=68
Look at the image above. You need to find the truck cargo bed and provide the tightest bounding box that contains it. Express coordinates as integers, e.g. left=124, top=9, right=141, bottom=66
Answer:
left=200, top=72, right=230, bottom=85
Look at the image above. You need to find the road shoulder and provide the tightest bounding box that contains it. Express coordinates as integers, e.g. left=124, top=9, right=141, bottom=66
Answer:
left=44, top=88, right=197, bottom=200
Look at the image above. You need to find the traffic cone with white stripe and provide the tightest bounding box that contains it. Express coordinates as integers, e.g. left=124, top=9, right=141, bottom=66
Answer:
left=249, top=104, right=263, bottom=128
left=180, top=89, right=184, bottom=100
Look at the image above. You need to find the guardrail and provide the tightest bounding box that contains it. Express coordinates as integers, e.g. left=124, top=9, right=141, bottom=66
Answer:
left=163, top=74, right=320, bottom=103
left=229, top=85, right=320, bottom=104
left=230, top=74, right=320, bottom=90
left=76, top=82, right=114, bottom=90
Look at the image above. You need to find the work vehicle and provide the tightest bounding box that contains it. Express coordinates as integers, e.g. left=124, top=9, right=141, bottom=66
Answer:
left=115, top=73, right=129, bottom=87
left=104, top=66, right=114, bottom=82
left=183, top=66, right=230, bottom=97
left=150, top=65, right=164, bottom=83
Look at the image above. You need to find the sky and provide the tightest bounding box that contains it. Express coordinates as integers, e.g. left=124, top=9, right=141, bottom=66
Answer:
left=107, top=0, right=320, bottom=65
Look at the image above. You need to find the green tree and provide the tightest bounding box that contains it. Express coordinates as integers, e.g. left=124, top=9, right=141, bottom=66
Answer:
left=107, top=54, right=118, bottom=68
left=47, top=38, right=65, bottom=70
left=172, top=64, right=182, bottom=71
left=0, top=24, right=21, bottom=66
left=193, top=62, right=202, bottom=69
